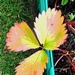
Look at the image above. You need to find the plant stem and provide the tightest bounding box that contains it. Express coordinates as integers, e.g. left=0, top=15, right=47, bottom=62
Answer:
left=54, top=0, right=58, bottom=8
left=55, top=54, right=64, bottom=66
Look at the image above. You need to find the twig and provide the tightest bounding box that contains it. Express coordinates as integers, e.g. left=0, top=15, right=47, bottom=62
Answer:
left=66, top=56, right=75, bottom=72
left=68, top=25, right=75, bottom=34
left=65, top=20, right=75, bottom=34
left=54, top=0, right=58, bottom=8
left=55, top=54, right=64, bottom=66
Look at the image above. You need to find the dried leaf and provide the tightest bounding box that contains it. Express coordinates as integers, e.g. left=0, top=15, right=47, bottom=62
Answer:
left=34, top=8, right=68, bottom=50
left=15, top=50, right=48, bottom=75
left=6, top=21, right=39, bottom=52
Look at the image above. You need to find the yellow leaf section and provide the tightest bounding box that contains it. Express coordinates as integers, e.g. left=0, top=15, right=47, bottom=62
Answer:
left=15, top=50, right=48, bottom=75
left=19, top=21, right=39, bottom=48
left=6, top=21, right=39, bottom=52
left=34, top=12, right=47, bottom=45
left=34, top=8, right=68, bottom=50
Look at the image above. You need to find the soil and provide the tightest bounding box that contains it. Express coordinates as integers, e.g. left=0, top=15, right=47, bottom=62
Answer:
left=48, top=0, right=75, bottom=75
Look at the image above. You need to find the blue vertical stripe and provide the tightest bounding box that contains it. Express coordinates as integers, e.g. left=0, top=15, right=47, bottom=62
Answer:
left=39, top=0, right=55, bottom=75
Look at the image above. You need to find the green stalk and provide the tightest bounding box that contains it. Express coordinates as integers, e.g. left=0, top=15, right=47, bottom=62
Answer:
left=38, top=0, right=55, bottom=75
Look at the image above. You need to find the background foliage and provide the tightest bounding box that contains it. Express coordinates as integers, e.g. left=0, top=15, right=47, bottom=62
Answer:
left=0, top=0, right=36, bottom=75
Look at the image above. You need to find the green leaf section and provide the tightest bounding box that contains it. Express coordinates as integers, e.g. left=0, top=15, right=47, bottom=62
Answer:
left=37, top=50, right=48, bottom=62
left=69, top=13, right=75, bottom=21
left=61, top=0, right=68, bottom=5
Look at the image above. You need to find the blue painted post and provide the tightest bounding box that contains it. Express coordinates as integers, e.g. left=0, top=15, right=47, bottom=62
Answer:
left=38, top=0, right=55, bottom=75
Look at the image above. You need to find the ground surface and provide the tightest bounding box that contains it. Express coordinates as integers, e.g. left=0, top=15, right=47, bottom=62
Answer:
left=48, top=0, right=75, bottom=75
